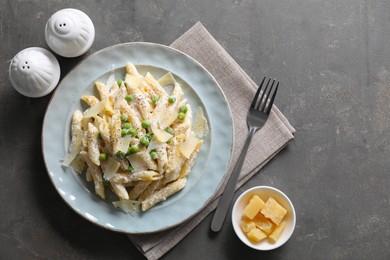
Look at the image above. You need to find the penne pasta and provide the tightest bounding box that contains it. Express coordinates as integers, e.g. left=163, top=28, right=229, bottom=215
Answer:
left=81, top=151, right=105, bottom=199
left=128, top=180, right=152, bottom=200
left=81, top=95, right=99, bottom=106
left=111, top=182, right=129, bottom=200
left=126, top=61, right=141, bottom=76
left=63, top=61, right=208, bottom=212
left=85, top=167, right=93, bottom=182
left=138, top=179, right=163, bottom=201
left=87, top=123, right=100, bottom=166
left=145, top=72, right=168, bottom=98
left=164, top=134, right=187, bottom=183
left=63, top=110, right=83, bottom=167
left=142, top=178, right=187, bottom=211
left=111, top=171, right=162, bottom=183
left=110, top=112, right=122, bottom=154
left=180, top=140, right=203, bottom=179
left=131, top=89, right=152, bottom=119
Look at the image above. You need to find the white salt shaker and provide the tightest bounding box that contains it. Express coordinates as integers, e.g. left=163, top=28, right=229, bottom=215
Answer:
left=9, top=47, right=61, bottom=98
left=45, top=8, right=95, bottom=57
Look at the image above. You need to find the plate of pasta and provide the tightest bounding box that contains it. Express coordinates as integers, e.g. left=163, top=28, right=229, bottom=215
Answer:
left=42, top=42, right=233, bottom=233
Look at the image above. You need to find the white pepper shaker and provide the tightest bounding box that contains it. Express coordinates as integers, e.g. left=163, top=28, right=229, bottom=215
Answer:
left=45, top=8, right=95, bottom=57
left=9, top=47, right=61, bottom=98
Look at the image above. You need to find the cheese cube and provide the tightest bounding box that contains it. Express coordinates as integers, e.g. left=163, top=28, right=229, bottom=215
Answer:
left=243, top=195, right=265, bottom=219
left=247, top=228, right=267, bottom=243
left=240, top=219, right=256, bottom=233
left=252, top=213, right=275, bottom=234
left=260, top=197, right=287, bottom=225
left=269, top=221, right=286, bottom=243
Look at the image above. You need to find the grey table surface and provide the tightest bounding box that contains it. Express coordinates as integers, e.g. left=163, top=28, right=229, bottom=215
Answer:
left=1, top=0, right=390, bottom=259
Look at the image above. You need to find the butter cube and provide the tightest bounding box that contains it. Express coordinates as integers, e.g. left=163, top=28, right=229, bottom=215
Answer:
left=260, top=197, right=287, bottom=225
left=243, top=195, right=265, bottom=219
left=247, top=228, right=267, bottom=243
left=240, top=219, right=256, bottom=233
left=269, top=221, right=286, bottom=243
left=252, top=213, right=275, bottom=234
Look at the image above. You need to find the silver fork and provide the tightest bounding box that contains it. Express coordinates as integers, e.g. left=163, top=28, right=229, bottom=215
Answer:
left=211, top=77, right=279, bottom=232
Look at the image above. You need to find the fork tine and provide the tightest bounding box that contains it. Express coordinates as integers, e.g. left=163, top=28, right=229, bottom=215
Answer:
left=250, top=77, right=266, bottom=109
left=256, top=78, right=273, bottom=111
left=266, top=81, right=279, bottom=114
left=260, top=78, right=275, bottom=112
left=256, top=77, right=272, bottom=110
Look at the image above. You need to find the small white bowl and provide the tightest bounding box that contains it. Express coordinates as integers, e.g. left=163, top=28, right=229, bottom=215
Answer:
left=232, top=186, right=296, bottom=250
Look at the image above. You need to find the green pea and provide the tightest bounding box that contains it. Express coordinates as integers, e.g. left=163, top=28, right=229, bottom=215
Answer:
left=129, top=128, right=137, bottom=137
left=116, top=151, right=126, bottom=159
left=152, top=96, right=159, bottom=104
left=99, top=153, right=107, bottom=160
left=123, top=122, right=131, bottom=129
left=127, top=165, right=135, bottom=173
left=120, top=114, right=128, bottom=122
left=125, top=95, right=133, bottom=102
left=103, top=179, right=110, bottom=186
left=140, top=136, right=150, bottom=147
left=141, top=120, right=151, bottom=128
left=145, top=133, right=154, bottom=141
left=97, top=132, right=102, bottom=139
left=165, top=127, right=173, bottom=135
left=180, top=105, right=188, bottom=113
left=177, top=112, right=186, bottom=120
left=166, top=138, right=173, bottom=144
left=150, top=150, right=158, bottom=160
left=127, top=145, right=139, bottom=155
left=121, top=129, right=128, bottom=137
left=117, top=80, right=123, bottom=86
left=168, top=96, right=176, bottom=104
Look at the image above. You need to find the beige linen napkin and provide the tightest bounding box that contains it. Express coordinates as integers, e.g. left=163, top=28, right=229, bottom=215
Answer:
left=127, top=22, right=295, bottom=260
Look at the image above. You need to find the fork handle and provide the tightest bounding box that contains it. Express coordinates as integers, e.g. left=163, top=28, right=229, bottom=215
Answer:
left=211, top=127, right=256, bottom=232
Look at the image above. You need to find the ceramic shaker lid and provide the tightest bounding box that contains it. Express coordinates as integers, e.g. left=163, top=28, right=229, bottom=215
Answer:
left=9, top=47, right=61, bottom=98
left=45, top=8, right=95, bottom=57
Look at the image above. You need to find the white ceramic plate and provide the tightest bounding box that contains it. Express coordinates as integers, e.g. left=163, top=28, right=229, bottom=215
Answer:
left=42, top=42, right=233, bottom=234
